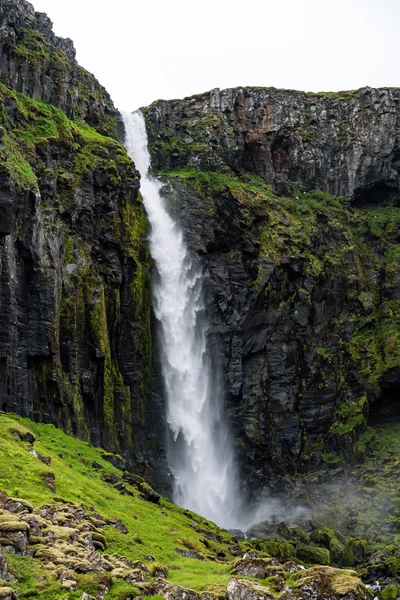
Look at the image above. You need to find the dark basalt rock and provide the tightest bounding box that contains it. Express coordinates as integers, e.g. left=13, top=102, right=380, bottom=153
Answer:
left=143, top=86, right=400, bottom=496
left=144, top=86, right=400, bottom=206
left=0, top=0, right=169, bottom=491
left=0, top=0, right=120, bottom=138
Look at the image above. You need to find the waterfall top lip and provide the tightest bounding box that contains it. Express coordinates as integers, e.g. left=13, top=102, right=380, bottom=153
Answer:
left=121, top=111, right=151, bottom=178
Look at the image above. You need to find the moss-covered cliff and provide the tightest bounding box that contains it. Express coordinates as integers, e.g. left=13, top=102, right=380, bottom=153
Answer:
left=0, top=0, right=120, bottom=137
left=0, top=0, right=158, bottom=480
left=143, top=87, right=400, bottom=491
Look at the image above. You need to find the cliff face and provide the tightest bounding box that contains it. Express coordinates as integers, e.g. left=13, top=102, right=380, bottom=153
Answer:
left=0, top=0, right=160, bottom=479
left=144, top=86, right=400, bottom=204
left=144, top=87, right=400, bottom=493
left=0, top=0, right=119, bottom=137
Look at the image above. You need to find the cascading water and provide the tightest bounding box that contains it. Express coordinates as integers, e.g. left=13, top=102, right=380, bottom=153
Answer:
left=122, top=111, right=240, bottom=528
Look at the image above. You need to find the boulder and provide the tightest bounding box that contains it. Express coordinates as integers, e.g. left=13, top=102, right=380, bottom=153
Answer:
left=231, top=557, right=280, bottom=579
left=0, top=588, right=17, bottom=600
left=296, top=544, right=331, bottom=566
left=294, top=566, right=370, bottom=600
left=227, top=578, right=274, bottom=600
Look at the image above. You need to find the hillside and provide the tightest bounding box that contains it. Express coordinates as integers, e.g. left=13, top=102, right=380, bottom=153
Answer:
left=0, top=412, right=370, bottom=600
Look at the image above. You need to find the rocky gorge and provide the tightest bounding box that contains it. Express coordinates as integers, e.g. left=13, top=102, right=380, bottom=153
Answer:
left=0, top=0, right=400, bottom=597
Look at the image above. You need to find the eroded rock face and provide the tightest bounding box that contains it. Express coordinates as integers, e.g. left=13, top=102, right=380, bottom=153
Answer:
left=143, top=87, right=400, bottom=493
left=144, top=86, right=400, bottom=204
left=0, top=0, right=120, bottom=137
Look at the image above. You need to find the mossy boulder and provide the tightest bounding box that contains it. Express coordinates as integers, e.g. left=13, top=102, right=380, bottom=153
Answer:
left=230, top=558, right=278, bottom=579
left=294, top=566, right=369, bottom=599
left=296, top=544, right=331, bottom=566
left=343, top=538, right=366, bottom=567
left=227, top=578, right=274, bottom=600
left=0, top=588, right=18, bottom=600
left=259, top=539, right=296, bottom=561
left=138, top=482, right=160, bottom=504
left=310, top=528, right=345, bottom=565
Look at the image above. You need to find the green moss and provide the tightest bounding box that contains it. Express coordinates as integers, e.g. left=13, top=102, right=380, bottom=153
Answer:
left=296, top=544, right=331, bottom=566
left=330, top=397, right=367, bottom=436
left=14, top=29, right=50, bottom=66
left=259, top=540, right=295, bottom=560
left=380, top=584, right=400, bottom=600
left=0, top=82, right=131, bottom=192
left=1, top=128, right=37, bottom=190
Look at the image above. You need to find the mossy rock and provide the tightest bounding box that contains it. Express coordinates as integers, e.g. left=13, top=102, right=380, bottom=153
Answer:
left=138, top=482, right=160, bottom=504
left=310, top=528, right=345, bottom=565
left=294, top=565, right=367, bottom=599
left=380, top=584, right=400, bottom=600
left=296, top=543, right=331, bottom=566
left=0, top=521, right=30, bottom=533
left=276, top=521, right=311, bottom=544
left=259, top=539, right=295, bottom=560
left=4, top=498, right=34, bottom=513
left=8, top=426, right=35, bottom=444
left=343, top=538, right=366, bottom=566
left=0, top=588, right=17, bottom=599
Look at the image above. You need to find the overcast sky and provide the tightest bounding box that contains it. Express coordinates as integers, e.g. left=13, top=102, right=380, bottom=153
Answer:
left=30, top=0, right=399, bottom=112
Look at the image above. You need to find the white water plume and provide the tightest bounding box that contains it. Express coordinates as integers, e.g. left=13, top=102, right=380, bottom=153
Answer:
left=122, top=111, right=240, bottom=528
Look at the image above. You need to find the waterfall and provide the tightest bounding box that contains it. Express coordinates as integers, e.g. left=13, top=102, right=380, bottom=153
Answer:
left=122, top=111, right=240, bottom=528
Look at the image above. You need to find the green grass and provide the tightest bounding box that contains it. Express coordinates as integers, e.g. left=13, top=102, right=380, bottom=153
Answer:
left=0, top=413, right=237, bottom=597
left=0, top=82, right=133, bottom=191
left=0, top=413, right=373, bottom=597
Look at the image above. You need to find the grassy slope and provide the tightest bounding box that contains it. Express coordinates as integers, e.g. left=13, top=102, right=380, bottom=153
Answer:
left=0, top=413, right=370, bottom=600
left=0, top=413, right=235, bottom=598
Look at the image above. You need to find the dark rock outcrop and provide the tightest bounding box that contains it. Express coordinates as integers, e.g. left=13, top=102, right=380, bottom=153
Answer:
left=0, top=1, right=165, bottom=483
left=144, top=86, right=400, bottom=204
left=0, top=0, right=120, bottom=137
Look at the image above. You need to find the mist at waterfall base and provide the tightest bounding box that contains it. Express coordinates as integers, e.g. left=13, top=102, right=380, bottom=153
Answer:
left=122, top=111, right=310, bottom=532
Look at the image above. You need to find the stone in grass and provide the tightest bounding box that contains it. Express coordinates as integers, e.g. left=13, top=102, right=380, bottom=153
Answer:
left=100, top=451, right=126, bottom=470
left=227, top=578, right=274, bottom=600
left=0, top=548, right=16, bottom=582
left=0, top=588, right=18, bottom=600
left=41, top=471, right=56, bottom=492
left=139, top=482, right=160, bottom=504
left=174, top=547, right=205, bottom=561
left=9, top=426, right=35, bottom=444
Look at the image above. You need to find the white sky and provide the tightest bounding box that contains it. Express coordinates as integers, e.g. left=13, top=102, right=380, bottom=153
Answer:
left=30, top=0, right=399, bottom=112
